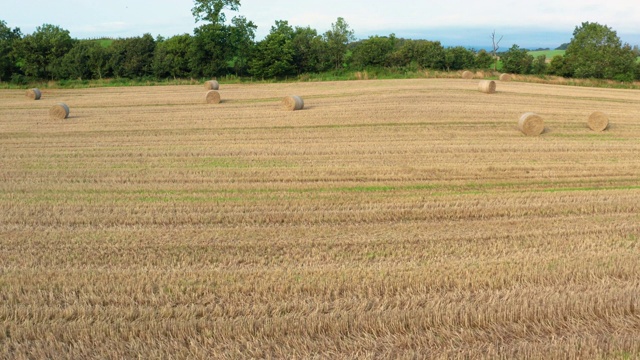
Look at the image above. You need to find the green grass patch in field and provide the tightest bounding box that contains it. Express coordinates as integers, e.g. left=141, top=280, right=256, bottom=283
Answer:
left=528, top=50, right=565, bottom=58
left=191, top=157, right=295, bottom=169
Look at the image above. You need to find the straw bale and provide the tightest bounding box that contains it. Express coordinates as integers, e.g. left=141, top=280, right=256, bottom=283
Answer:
left=205, top=90, right=221, bottom=104
left=461, top=71, right=474, bottom=79
left=26, top=88, right=42, bottom=100
left=518, top=112, right=545, bottom=136
left=283, top=95, right=304, bottom=111
left=478, top=80, right=496, bottom=94
left=587, top=111, right=609, bottom=132
left=49, top=103, right=70, bottom=119
left=205, top=80, right=220, bottom=90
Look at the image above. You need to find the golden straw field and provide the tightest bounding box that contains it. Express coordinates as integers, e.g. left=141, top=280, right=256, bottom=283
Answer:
left=1, top=78, right=640, bottom=359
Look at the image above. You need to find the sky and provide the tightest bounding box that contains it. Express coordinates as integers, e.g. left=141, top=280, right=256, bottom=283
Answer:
left=3, top=0, right=640, bottom=49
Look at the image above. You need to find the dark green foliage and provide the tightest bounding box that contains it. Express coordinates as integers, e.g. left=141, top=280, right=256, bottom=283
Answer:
left=291, top=26, right=328, bottom=74
left=188, top=15, right=255, bottom=78
left=107, top=34, right=155, bottom=78
left=350, top=35, right=397, bottom=69
left=555, top=43, right=569, bottom=50
left=188, top=0, right=254, bottom=77
left=475, top=49, right=494, bottom=69
left=153, top=34, right=192, bottom=79
left=324, top=17, right=355, bottom=70
left=394, top=40, right=446, bottom=70
left=0, top=20, right=21, bottom=82
left=54, top=41, right=108, bottom=80
left=15, top=24, right=74, bottom=79
left=229, top=16, right=257, bottom=76
left=565, top=22, right=636, bottom=80
left=501, top=45, right=533, bottom=74
left=531, top=55, right=547, bottom=75
left=444, top=47, right=475, bottom=71
left=249, top=20, right=295, bottom=78
left=188, top=24, right=232, bottom=77
left=547, top=55, right=573, bottom=77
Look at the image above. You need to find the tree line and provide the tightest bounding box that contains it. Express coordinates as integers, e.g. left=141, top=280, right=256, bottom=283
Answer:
left=1, top=0, right=639, bottom=83
left=0, top=17, right=497, bottom=84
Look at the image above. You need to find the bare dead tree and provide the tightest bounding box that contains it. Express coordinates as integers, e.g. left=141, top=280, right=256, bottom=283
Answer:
left=491, top=30, right=503, bottom=71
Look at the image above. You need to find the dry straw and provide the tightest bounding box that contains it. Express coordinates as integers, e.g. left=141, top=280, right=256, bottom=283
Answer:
left=205, top=90, right=221, bottom=104
left=283, top=96, right=304, bottom=111
left=205, top=80, right=220, bottom=90
left=499, top=73, right=512, bottom=82
left=26, top=88, right=42, bottom=100
left=478, top=80, right=496, bottom=94
left=587, top=111, right=609, bottom=131
left=49, top=103, right=70, bottom=120
left=461, top=71, right=474, bottom=79
left=518, top=112, right=545, bottom=136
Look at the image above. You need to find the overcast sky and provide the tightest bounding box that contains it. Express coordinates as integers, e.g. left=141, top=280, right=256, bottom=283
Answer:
left=3, top=0, right=640, bottom=49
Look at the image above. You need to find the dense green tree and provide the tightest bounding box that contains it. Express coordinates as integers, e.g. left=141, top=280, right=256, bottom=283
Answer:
left=500, top=45, right=533, bottom=74
left=475, top=49, right=494, bottom=69
left=291, top=26, right=327, bottom=74
left=189, top=0, right=253, bottom=77
left=444, top=46, right=475, bottom=71
left=108, top=34, right=156, bottom=78
left=53, top=41, right=107, bottom=80
left=250, top=20, right=295, bottom=78
left=531, top=54, right=547, bottom=75
left=350, top=35, right=396, bottom=69
left=15, top=24, right=74, bottom=79
left=188, top=23, right=232, bottom=77
left=191, top=0, right=241, bottom=24
left=86, top=42, right=109, bottom=79
left=153, top=34, right=192, bottom=79
left=565, top=22, right=636, bottom=80
left=546, top=55, right=572, bottom=77
left=396, top=40, right=446, bottom=70
left=324, top=17, right=355, bottom=70
left=0, top=20, right=21, bottom=82
left=229, top=16, right=257, bottom=75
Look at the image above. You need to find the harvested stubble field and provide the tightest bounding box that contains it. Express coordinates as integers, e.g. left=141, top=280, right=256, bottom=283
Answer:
left=1, top=79, right=640, bottom=359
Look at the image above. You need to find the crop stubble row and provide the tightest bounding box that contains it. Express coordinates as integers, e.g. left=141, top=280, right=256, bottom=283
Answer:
left=1, top=79, right=640, bottom=358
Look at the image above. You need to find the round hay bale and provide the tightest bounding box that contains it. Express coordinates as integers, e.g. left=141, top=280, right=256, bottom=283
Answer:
left=518, top=112, right=545, bottom=136
left=26, top=88, right=42, bottom=100
left=283, top=95, right=304, bottom=111
left=478, top=80, right=496, bottom=94
left=499, top=73, right=512, bottom=82
left=461, top=71, right=474, bottom=79
left=49, top=103, right=70, bottom=120
left=587, top=111, right=609, bottom=132
left=205, top=80, right=219, bottom=90
left=205, top=90, right=221, bottom=104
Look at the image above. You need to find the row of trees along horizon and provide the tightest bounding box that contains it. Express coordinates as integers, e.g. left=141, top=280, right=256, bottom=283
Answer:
left=2, top=0, right=640, bottom=84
